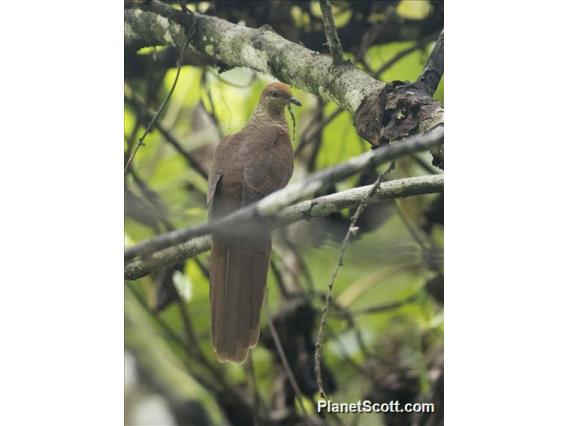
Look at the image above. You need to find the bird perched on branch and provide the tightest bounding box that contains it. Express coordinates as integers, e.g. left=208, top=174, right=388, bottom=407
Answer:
left=207, top=82, right=302, bottom=363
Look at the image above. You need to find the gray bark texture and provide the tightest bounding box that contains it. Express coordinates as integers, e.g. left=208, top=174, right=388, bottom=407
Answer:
left=125, top=174, right=443, bottom=280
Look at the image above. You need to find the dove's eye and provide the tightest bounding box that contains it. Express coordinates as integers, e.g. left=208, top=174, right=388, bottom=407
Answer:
left=270, top=90, right=278, bottom=97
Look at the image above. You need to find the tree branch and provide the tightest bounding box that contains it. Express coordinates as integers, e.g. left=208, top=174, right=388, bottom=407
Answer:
left=125, top=1, right=444, bottom=155
left=319, top=0, right=345, bottom=64
left=125, top=1, right=382, bottom=113
left=124, top=174, right=443, bottom=280
left=417, top=30, right=444, bottom=96
left=265, top=303, right=308, bottom=416
left=124, top=127, right=443, bottom=261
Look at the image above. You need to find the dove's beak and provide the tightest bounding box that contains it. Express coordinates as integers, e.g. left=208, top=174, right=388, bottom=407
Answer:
left=288, top=96, right=302, bottom=107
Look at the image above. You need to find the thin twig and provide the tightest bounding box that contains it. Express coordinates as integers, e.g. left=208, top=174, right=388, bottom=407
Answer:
left=280, top=233, right=315, bottom=293
left=311, top=291, right=371, bottom=358
left=126, top=283, right=220, bottom=392
left=411, top=153, right=441, bottom=175
left=359, top=57, right=374, bottom=74
left=124, top=39, right=189, bottom=175
left=154, top=120, right=208, bottom=180
left=394, top=201, right=430, bottom=252
left=127, top=282, right=186, bottom=349
left=245, top=356, right=266, bottom=425
left=125, top=94, right=209, bottom=179
left=270, top=257, right=292, bottom=299
left=354, top=5, right=397, bottom=64
left=305, top=102, right=324, bottom=172
left=264, top=301, right=308, bottom=416
left=319, top=0, right=345, bottom=64
left=130, top=285, right=257, bottom=416
left=294, top=106, right=345, bottom=157
left=295, top=101, right=335, bottom=157
left=194, top=257, right=209, bottom=279
left=176, top=297, right=256, bottom=412
left=373, top=32, right=438, bottom=79
left=125, top=115, right=142, bottom=161
left=351, top=293, right=418, bottom=316
left=314, top=161, right=395, bottom=399
left=326, top=325, right=367, bottom=376
left=176, top=298, right=202, bottom=354
left=202, top=73, right=221, bottom=131
left=396, top=200, right=444, bottom=273
left=177, top=298, right=230, bottom=378
left=129, top=168, right=171, bottom=233
left=177, top=0, right=189, bottom=14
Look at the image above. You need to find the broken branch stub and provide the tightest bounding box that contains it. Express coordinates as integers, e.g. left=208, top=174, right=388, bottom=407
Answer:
left=354, top=81, right=444, bottom=168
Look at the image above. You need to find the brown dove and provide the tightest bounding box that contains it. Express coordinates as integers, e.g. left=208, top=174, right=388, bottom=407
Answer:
left=207, top=82, right=301, bottom=363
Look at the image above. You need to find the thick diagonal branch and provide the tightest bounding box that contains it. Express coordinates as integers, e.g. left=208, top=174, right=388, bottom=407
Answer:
left=126, top=0, right=382, bottom=113
left=125, top=1, right=444, bottom=160
left=124, top=174, right=443, bottom=280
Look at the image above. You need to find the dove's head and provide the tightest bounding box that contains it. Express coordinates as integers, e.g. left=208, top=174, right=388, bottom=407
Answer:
left=259, top=82, right=302, bottom=117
